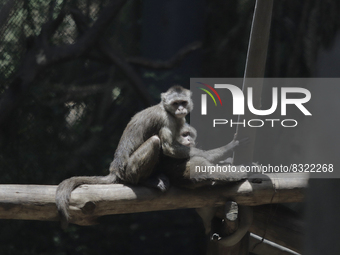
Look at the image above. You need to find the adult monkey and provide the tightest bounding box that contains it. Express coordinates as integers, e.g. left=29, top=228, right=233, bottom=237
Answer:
left=56, top=87, right=249, bottom=227
left=56, top=85, right=193, bottom=227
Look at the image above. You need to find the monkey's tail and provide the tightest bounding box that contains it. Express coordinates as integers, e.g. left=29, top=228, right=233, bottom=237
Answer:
left=55, top=174, right=117, bottom=229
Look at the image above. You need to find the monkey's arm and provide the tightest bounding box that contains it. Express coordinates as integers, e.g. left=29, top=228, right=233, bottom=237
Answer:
left=189, top=138, right=248, bottom=164
left=161, top=135, right=245, bottom=162
left=198, top=139, right=240, bottom=163
left=160, top=127, right=191, bottom=158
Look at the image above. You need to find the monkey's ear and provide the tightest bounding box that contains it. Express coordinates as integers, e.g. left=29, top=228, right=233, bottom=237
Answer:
left=185, top=89, right=192, bottom=97
left=161, top=92, right=168, bottom=102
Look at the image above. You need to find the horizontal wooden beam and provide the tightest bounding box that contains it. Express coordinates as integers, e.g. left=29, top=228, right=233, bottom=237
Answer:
left=0, top=173, right=308, bottom=226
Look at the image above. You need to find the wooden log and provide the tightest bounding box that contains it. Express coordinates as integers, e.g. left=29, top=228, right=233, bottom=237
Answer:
left=0, top=173, right=307, bottom=226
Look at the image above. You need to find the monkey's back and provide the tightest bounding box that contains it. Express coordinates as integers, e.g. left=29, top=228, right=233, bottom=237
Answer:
left=110, top=104, right=166, bottom=180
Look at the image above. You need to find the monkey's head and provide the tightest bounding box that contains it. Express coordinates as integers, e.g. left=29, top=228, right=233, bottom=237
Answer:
left=161, top=85, right=193, bottom=118
left=178, top=123, right=197, bottom=147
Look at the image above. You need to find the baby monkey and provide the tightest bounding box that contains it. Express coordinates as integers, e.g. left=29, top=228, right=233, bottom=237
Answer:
left=160, top=124, right=251, bottom=245
left=142, top=123, right=197, bottom=191
left=146, top=123, right=248, bottom=191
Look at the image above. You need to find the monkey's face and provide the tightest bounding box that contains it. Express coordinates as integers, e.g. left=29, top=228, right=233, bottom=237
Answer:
left=161, top=86, right=193, bottom=118
left=172, top=100, right=189, bottom=118
left=178, top=131, right=195, bottom=147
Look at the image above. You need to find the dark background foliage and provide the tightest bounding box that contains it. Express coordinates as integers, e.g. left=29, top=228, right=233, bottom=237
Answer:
left=1, top=0, right=340, bottom=254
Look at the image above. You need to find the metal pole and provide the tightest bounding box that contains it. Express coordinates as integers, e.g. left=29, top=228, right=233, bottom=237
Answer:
left=233, top=0, right=273, bottom=166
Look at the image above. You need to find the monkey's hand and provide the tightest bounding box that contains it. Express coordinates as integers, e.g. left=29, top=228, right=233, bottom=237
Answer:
left=233, top=137, right=249, bottom=148
left=218, top=157, right=233, bottom=165
left=224, top=136, right=249, bottom=154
